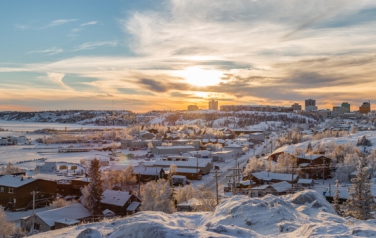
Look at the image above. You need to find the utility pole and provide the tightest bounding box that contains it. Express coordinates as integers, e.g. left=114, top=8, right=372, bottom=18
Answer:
left=210, top=168, right=222, bottom=205
left=227, top=167, right=242, bottom=196
left=31, top=191, right=36, bottom=234
left=138, top=173, right=141, bottom=197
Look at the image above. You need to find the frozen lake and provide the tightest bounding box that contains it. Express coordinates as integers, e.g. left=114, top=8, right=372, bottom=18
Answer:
left=0, top=120, right=127, bottom=132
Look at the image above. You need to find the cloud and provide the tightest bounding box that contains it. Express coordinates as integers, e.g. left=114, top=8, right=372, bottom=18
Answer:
left=73, top=41, right=118, bottom=51
left=46, top=73, right=71, bottom=89
left=44, top=19, right=77, bottom=28
left=14, top=24, right=29, bottom=30
left=28, top=47, right=63, bottom=55
left=80, top=21, right=98, bottom=26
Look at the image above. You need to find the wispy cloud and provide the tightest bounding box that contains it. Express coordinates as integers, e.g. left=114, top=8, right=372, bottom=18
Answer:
left=44, top=19, right=77, bottom=28
left=80, top=21, right=98, bottom=26
left=14, top=24, right=29, bottom=30
left=46, top=73, right=71, bottom=89
left=28, top=47, right=63, bottom=55
left=73, top=41, right=118, bottom=51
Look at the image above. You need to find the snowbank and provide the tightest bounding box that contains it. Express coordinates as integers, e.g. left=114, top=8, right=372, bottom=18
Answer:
left=33, top=190, right=376, bottom=238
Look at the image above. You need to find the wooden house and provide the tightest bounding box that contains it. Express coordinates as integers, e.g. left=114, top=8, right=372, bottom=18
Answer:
left=100, top=189, right=141, bottom=216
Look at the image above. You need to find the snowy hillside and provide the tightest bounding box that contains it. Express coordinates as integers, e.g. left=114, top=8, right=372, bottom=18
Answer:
left=33, top=190, right=376, bottom=237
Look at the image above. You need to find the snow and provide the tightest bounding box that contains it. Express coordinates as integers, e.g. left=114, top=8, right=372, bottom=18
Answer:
left=0, top=175, right=36, bottom=188
left=101, top=190, right=133, bottom=207
left=251, top=171, right=298, bottom=181
left=36, top=203, right=91, bottom=227
left=33, top=189, right=376, bottom=237
left=126, top=201, right=140, bottom=212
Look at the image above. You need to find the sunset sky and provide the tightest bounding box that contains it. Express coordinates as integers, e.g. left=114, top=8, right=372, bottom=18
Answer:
left=1, top=0, right=376, bottom=112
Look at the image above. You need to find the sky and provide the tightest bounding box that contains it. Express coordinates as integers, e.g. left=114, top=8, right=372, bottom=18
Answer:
left=1, top=0, right=376, bottom=112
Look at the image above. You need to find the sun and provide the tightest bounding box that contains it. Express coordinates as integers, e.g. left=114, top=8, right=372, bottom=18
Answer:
left=178, top=67, right=223, bottom=87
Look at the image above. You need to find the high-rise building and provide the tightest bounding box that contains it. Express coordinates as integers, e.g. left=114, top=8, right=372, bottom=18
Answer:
left=291, top=103, right=302, bottom=111
left=305, top=99, right=317, bottom=111
left=359, top=102, right=371, bottom=114
left=208, top=100, right=218, bottom=110
left=341, top=102, right=350, bottom=113
left=187, top=105, right=198, bottom=111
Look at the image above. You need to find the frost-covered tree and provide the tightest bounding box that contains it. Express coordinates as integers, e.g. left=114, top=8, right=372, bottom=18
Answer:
left=50, top=198, right=77, bottom=209
left=174, top=184, right=195, bottom=204
left=195, top=185, right=217, bottom=211
left=345, top=157, right=375, bottom=220
left=306, top=142, right=313, bottom=153
left=276, top=153, right=296, bottom=173
left=83, top=158, right=103, bottom=215
left=244, top=157, right=265, bottom=175
left=140, top=179, right=175, bottom=213
left=333, top=180, right=341, bottom=215
left=0, top=207, right=16, bottom=237
left=357, top=135, right=372, bottom=147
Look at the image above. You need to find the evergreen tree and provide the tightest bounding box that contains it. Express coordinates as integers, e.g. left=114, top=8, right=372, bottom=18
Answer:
left=84, top=158, right=103, bottom=216
left=345, top=157, right=375, bottom=220
left=333, top=179, right=341, bottom=215
left=306, top=142, right=313, bottom=153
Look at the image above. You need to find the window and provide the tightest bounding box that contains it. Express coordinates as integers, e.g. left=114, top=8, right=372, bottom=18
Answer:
left=8, top=187, right=14, bottom=194
left=0, top=187, right=4, bottom=192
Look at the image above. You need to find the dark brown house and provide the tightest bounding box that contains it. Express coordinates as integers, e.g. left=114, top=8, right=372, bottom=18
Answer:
left=246, top=171, right=299, bottom=186
left=296, top=154, right=331, bottom=179
left=0, top=175, right=56, bottom=210
left=100, top=189, right=141, bottom=216
left=133, top=166, right=165, bottom=182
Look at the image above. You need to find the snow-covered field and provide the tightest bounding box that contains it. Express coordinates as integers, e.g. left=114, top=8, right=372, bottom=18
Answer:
left=32, top=190, right=376, bottom=238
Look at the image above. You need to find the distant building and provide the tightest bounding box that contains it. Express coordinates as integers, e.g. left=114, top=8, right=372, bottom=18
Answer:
left=341, top=102, right=350, bottom=112
left=332, top=106, right=349, bottom=118
left=208, top=100, right=218, bottom=110
left=359, top=102, right=371, bottom=114
left=291, top=103, right=302, bottom=111
left=187, top=105, right=199, bottom=111
left=305, top=99, right=317, bottom=111
left=220, top=105, right=293, bottom=112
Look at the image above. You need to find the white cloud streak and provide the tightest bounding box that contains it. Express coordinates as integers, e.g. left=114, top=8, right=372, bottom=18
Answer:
left=44, top=19, right=77, bottom=28
left=73, top=41, right=118, bottom=51
left=28, top=47, right=63, bottom=55
left=80, top=21, right=98, bottom=26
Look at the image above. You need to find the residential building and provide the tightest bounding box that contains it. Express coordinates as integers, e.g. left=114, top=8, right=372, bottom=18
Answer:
left=120, top=139, right=162, bottom=149
left=132, top=166, right=165, bottom=182
left=187, top=105, right=199, bottom=111
left=247, top=171, right=299, bottom=186
left=359, top=102, right=371, bottom=114
left=100, top=190, right=141, bottom=216
left=305, top=99, right=318, bottom=111
left=0, top=175, right=57, bottom=210
left=291, top=103, right=302, bottom=111
left=151, top=145, right=196, bottom=155
left=249, top=181, right=295, bottom=197
left=208, top=100, right=218, bottom=110
left=151, top=157, right=213, bottom=174
left=21, top=203, right=92, bottom=232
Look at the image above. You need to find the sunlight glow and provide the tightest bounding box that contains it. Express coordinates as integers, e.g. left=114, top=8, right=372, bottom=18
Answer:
left=178, top=67, right=223, bottom=87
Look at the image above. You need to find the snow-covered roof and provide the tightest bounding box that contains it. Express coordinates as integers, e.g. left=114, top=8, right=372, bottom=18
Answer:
left=55, top=218, right=80, bottom=225
left=133, top=166, right=163, bottom=175
left=251, top=171, right=298, bottom=181
left=101, top=189, right=134, bottom=207
left=155, top=146, right=195, bottom=149
left=272, top=181, right=292, bottom=193
left=164, top=168, right=202, bottom=174
left=152, top=160, right=210, bottom=168
left=297, top=179, right=314, bottom=184
left=0, top=175, right=36, bottom=188
left=36, top=203, right=91, bottom=227
left=126, top=201, right=141, bottom=212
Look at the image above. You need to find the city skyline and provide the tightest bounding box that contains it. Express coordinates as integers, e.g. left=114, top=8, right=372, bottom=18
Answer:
left=1, top=0, right=376, bottom=112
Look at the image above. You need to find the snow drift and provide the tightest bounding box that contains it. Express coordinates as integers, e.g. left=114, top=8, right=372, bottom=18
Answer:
left=33, top=190, right=376, bottom=238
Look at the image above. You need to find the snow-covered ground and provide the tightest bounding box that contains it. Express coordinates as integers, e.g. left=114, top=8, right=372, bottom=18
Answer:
left=32, top=190, right=376, bottom=237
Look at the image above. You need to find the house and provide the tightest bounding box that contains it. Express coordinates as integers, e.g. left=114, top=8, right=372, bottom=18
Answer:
left=0, top=175, right=57, bottom=210
left=100, top=189, right=141, bottom=216
left=211, top=150, right=234, bottom=162
left=21, top=203, right=92, bottom=232
left=172, top=139, right=201, bottom=150
left=152, top=146, right=196, bottom=155
left=248, top=132, right=265, bottom=142
left=172, top=175, right=186, bottom=186
left=176, top=198, right=202, bottom=212
left=296, top=154, right=331, bottom=179
left=222, top=145, right=243, bottom=156
left=120, top=139, right=162, bottom=149
left=247, top=171, right=299, bottom=186
left=297, top=178, right=315, bottom=188
left=133, top=166, right=165, bottom=182
left=151, top=158, right=213, bottom=174
left=164, top=168, right=203, bottom=180
left=249, top=181, right=294, bottom=197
